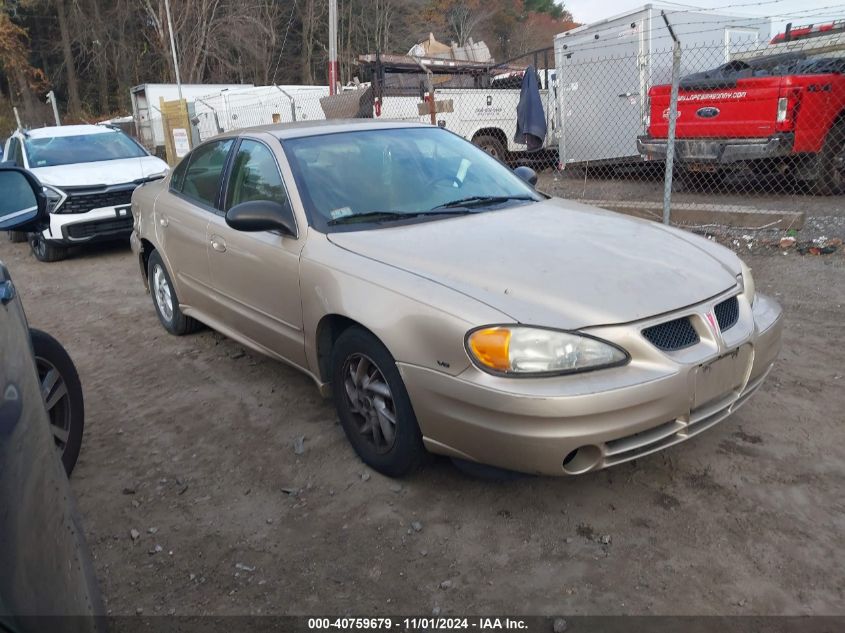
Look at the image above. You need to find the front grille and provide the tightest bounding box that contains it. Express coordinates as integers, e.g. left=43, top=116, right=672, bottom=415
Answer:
left=66, top=216, right=133, bottom=239
left=642, top=317, right=699, bottom=351
left=714, top=296, right=739, bottom=331
left=58, top=188, right=134, bottom=214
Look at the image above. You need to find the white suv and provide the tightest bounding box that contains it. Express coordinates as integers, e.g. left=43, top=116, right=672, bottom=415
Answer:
left=3, top=124, right=169, bottom=261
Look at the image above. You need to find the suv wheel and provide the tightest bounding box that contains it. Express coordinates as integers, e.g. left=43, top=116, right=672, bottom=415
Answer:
left=31, top=328, right=85, bottom=476
left=331, top=327, right=427, bottom=477
left=30, top=233, right=68, bottom=262
left=147, top=249, right=201, bottom=335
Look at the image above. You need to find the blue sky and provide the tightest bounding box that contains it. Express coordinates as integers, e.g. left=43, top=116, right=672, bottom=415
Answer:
left=562, top=0, right=843, bottom=34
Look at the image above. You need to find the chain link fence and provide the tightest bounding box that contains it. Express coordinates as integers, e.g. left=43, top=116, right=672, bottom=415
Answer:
left=135, top=28, right=845, bottom=228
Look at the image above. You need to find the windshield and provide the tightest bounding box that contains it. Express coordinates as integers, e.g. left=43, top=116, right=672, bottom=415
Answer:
left=24, top=131, right=147, bottom=168
left=282, top=127, right=542, bottom=230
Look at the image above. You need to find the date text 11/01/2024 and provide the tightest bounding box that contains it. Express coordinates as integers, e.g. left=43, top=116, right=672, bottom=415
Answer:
left=307, top=618, right=530, bottom=630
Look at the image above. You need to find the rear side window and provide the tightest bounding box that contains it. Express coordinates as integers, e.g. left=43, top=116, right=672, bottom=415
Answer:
left=6, top=138, right=24, bottom=167
left=179, top=139, right=234, bottom=208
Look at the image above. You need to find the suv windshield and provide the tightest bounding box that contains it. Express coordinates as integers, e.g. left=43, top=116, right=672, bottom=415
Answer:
left=282, top=127, right=542, bottom=230
left=24, top=131, right=147, bottom=168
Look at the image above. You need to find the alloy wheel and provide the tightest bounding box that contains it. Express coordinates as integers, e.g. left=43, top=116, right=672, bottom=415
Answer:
left=31, top=234, right=47, bottom=259
left=342, top=353, right=397, bottom=453
left=36, top=356, right=72, bottom=455
left=152, top=263, right=174, bottom=322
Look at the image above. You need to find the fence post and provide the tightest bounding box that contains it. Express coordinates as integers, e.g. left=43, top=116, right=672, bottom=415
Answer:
left=662, top=11, right=681, bottom=225
left=274, top=86, right=297, bottom=122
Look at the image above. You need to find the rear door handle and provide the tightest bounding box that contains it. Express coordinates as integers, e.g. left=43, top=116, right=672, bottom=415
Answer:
left=159, top=215, right=169, bottom=227
left=210, top=235, right=227, bottom=253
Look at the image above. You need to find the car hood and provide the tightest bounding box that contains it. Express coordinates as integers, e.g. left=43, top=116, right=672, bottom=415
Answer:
left=327, top=198, right=741, bottom=329
left=32, top=156, right=169, bottom=188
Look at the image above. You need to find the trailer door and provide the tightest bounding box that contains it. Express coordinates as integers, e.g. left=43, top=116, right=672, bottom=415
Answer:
left=559, top=25, right=644, bottom=163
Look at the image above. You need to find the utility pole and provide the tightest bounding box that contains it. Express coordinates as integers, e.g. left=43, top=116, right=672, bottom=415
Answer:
left=46, top=91, right=61, bottom=126
left=661, top=11, right=680, bottom=226
left=164, top=0, right=183, bottom=100
left=328, top=0, right=338, bottom=95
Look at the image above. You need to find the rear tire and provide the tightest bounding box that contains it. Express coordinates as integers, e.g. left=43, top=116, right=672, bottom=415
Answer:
left=30, top=233, right=68, bottom=262
left=331, top=327, right=426, bottom=478
left=7, top=231, right=27, bottom=243
left=147, top=249, right=202, bottom=335
left=31, top=328, right=84, bottom=476
left=815, top=120, right=845, bottom=195
left=473, top=134, right=507, bottom=162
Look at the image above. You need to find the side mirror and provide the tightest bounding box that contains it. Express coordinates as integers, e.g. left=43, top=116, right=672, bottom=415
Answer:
left=0, top=167, right=46, bottom=231
left=513, top=165, right=538, bottom=187
left=225, top=200, right=297, bottom=236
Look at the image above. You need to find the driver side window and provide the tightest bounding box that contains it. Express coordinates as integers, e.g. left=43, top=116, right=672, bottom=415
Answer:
left=225, top=140, right=288, bottom=211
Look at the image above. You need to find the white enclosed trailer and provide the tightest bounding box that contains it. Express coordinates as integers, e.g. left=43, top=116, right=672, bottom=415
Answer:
left=190, top=85, right=330, bottom=142
left=554, top=4, right=770, bottom=165
left=130, top=83, right=252, bottom=151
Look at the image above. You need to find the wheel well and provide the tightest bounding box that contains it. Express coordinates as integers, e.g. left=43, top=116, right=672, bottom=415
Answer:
left=138, top=238, right=156, bottom=284
left=315, top=314, right=372, bottom=383
left=472, top=128, right=507, bottom=149
left=139, top=238, right=155, bottom=280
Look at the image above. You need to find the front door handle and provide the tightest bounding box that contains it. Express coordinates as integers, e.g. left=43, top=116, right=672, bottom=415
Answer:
left=210, top=235, right=227, bottom=252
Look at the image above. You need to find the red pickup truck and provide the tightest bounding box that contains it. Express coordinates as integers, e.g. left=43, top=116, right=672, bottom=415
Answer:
left=638, top=53, right=845, bottom=194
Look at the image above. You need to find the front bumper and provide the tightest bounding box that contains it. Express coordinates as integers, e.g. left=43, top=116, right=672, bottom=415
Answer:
left=42, top=205, right=134, bottom=244
left=637, top=133, right=794, bottom=164
left=400, top=291, right=783, bottom=476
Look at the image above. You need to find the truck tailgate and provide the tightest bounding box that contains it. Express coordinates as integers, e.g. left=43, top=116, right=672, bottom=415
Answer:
left=648, top=80, right=781, bottom=139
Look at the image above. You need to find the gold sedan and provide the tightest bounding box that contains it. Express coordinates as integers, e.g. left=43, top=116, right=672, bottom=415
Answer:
left=131, top=121, right=783, bottom=477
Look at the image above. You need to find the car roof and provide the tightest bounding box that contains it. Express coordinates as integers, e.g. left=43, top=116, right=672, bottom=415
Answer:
left=225, top=119, right=432, bottom=141
left=22, top=124, right=115, bottom=139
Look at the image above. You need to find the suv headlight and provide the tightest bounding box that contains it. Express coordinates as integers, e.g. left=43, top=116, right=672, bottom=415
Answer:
left=739, top=261, right=756, bottom=305
left=42, top=184, right=67, bottom=213
left=143, top=168, right=169, bottom=182
left=466, top=326, right=629, bottom=376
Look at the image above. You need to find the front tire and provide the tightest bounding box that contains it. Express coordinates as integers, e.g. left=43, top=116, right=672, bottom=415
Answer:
left=7, top=231, right=27, bottom=243
left=30, top=233, right=68, bottom=262
left=31, top=328, right=84, bottom=476
left=147, top=249, right=201, bottom=335
left=331, top=327, right=426, bottom=478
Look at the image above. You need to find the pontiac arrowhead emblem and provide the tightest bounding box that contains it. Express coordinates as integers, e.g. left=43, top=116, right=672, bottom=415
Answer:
left=705, top=311, right=721, bottom=339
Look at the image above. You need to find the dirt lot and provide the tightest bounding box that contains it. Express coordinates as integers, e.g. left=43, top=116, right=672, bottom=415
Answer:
left=1, top=235, right=844, bottom=617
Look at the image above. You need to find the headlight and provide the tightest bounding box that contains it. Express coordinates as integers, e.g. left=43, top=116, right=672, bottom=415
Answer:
left=144, top=169, right=169, bottom=182
left=466, top=325, right=628, bottom=376
left=739, top=261, right=756, bottom=305
left=42, top=184, right=67, bottom=213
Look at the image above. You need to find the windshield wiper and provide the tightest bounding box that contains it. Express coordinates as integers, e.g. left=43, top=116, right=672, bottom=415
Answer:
left=431, top=195, right=537, bottom=210
left=328, top=209, right=473, bottom=226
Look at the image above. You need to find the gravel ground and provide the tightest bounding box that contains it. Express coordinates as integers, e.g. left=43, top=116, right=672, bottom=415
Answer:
left=1, top=232, right=843, bottom=617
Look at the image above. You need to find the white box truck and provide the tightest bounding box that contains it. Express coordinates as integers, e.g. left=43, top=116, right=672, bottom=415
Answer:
left=554, top=4, right=770, bottom=165
left=130, top=83, right=252, bottom=153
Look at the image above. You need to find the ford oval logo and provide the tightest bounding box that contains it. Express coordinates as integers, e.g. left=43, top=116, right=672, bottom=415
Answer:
left=696, top=106, right=720, bottom=118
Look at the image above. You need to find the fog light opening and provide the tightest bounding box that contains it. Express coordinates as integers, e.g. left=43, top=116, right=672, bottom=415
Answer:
left=562, top=445, right=602, bottom=475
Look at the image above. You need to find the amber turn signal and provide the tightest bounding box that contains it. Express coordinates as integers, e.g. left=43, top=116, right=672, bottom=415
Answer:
left=467, top=327, right=512, bottom=371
